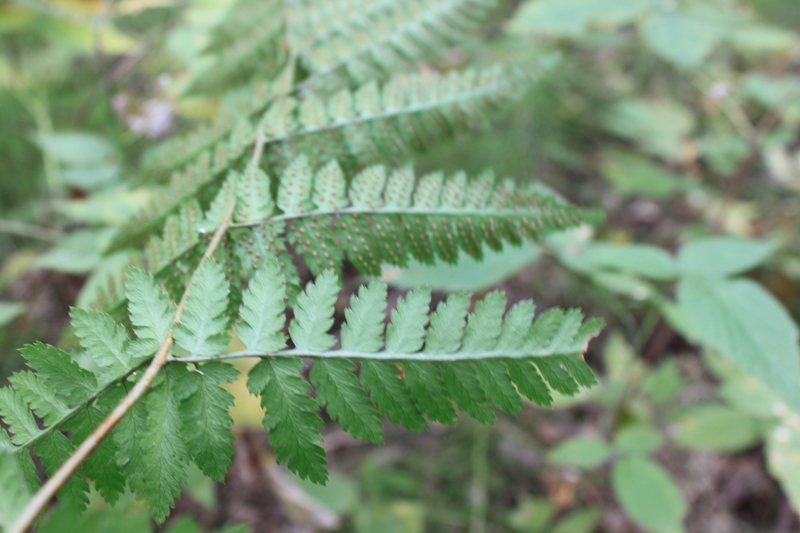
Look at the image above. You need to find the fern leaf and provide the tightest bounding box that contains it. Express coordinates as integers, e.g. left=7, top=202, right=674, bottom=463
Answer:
left=126, top=268, right=173, bottom=359
left=247, top=359, right=327, bottom=483
left=18, top=343, right=97, bottom=405
left=237, top=257, right=287, bottom=353
left=310, top=359, right=384, bottom=442
left=290, top=0, right=498, bottom=91
left=0, top=387, right=40, bottom=446
left=386, top=288, right=457, bottom=423
left=0, top=445, right=31, bottom=528
left=71, top=308, right=131, bottom=381
left=234, top=159, right=599, bottom=281
left=234, top=165, right=273, bottom=224
left=176, top=363, right=238, bottom=481
left=35, top=431, right=89, bottom=511
left=174, top=260, right=232, bottom=357
left=277, top=155, right=315, bottom=215
left=110, top=60, right=552, bottom=255
left=289, top=269, right=339, bottom=352
left=465, top=292, right=523, bottom=414
left=349, top=281, right=426, bottom=430
left=110, top=389, right=149, bottom=504
left=429, top=294, right=495, bottom=423
left=139, top=368, right=193, bottom=522
left=204, top=172, right=239, bottom=230
left=64, top=405, right=126, bottom=504
left=8, top=372, right=70, bottom=426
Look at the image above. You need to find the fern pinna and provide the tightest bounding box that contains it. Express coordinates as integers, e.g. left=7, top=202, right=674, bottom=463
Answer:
left=1, top=0, right=603, bottom=530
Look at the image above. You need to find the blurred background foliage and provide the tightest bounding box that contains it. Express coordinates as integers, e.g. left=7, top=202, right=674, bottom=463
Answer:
left=1, top=0, right=800, bottom=532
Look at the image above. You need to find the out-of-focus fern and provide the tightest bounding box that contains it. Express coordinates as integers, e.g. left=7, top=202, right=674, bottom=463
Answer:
left=125, top=61, right=551, bottom=251
left=287, top=0, right=498, bottom=90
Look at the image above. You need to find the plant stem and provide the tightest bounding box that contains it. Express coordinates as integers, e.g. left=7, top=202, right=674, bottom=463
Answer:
left=9, top=199, right=236, bottom=533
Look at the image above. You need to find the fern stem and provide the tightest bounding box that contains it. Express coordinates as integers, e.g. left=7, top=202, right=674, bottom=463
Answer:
left=168, top=345, right=592, bottom=363
left=229, top=206, right=559, bottom=228
left=10, top=198, right=237, bottom=533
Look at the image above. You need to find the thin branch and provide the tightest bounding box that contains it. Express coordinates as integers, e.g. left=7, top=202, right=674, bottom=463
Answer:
left=9, top=199, right=237, bottom=533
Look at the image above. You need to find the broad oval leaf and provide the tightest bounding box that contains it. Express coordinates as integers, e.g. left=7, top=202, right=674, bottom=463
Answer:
left=612, top=456, right=687, bottom=533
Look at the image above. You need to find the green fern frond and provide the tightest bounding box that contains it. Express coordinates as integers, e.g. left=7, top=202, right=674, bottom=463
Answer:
left=184, top=0, right=287, bottom=95
left=235, top=157, right=600, bottom=277
left=0, top=259, right=600, bottom=520
left=0, top=442, right=31, bottom=528
left=287, top=0, right=498, bottom=91
left=261, top=61, right=545, bottom=168
left=113, top=60, right=547, bottom=253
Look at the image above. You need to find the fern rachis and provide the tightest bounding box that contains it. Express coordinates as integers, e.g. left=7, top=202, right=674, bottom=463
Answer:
left=0, top=0, right=605, bottom=530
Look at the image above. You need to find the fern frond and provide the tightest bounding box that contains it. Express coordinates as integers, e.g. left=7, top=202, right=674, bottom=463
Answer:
left=195, top=259, right=599, bottom=481
left=261, top=62, right=546, bottom=168
left=0, top=261, right=600, bottom=520
left=184, top=0, right=287, bottom=95
left=112, top=60, right=548, bottom=254
left=288, top=0, right=498, bottom=91
left=235, top=158, right=600, bottom=277
left=0, top=443, right=31, bottom=529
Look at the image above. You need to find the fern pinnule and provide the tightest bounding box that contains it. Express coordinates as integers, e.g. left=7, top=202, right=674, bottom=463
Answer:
left=289, top=0, right=498, bottom=91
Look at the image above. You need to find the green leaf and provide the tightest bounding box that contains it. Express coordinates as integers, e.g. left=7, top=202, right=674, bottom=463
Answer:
left=575, top=243, right=678, bottom=280
left=677, top=277, right=800, bottom=409
left=178, top=362, right=238, bottom=481
left=0, top=387, right=41, bottom=445
left=0, top=446, right=31, bottom=528
left=71, top=307, right=131, bottom=380
left=641, top=360, right=684, bottom=404
left=603, top=98, right=694, bottom=162
left=672, top=404, right=760, bottom=452
left=430, top=294, right=495, bottom=423
left=289, top=270, right=339, bottom=352
left=247, top=358, right=327, bottom=483
left=235, top=165, right=273, bottom=223
left=551, top=507, right=603, bottom=533
left=110, top=389, right=149, bottom=503
left=8, top=371, right=70, bottom=426
left=139, top=368, right=192, bottom=521
left=174, top=260, right=232, bottom=357
left=640, top=13, right=722, bottom=68
left=35, top=430, right=90, bottom=511
left=237, top=257, right=287, bottom=353
left=547, top=436, right=611, bottom=470
left=65, top=405, right=126, bottom=504
left=506, top=0, right=649, bottom=36
left=343, top=282, right=426, bottom=431
left=385, top=288, right=431, bottom=354
left=676, top=237, right=776, bottom=277
left=126, top=267, right=173, bottom=359
left=310, top=358, right=384, bottom=442
left=507, top=496, right=555, bottom=532
left=612, top=457, right=686, bottom=533
left=0, top=301, right=25, bottom=327
left=341, top=281, right=387, bottom=353
left=614, top=425, right=663, bottom=455
left=601, top=149, right=690, bottom=198
left=385, top=242, right=541, bottom=292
